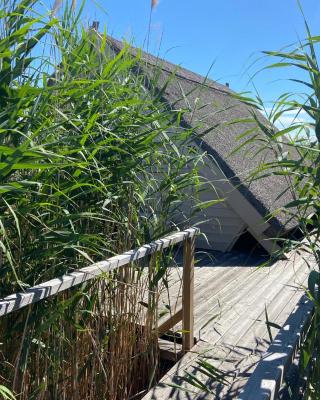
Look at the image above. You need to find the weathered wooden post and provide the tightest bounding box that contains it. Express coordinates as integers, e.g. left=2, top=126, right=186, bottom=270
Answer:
left=182, top=235, right=195, bottom=352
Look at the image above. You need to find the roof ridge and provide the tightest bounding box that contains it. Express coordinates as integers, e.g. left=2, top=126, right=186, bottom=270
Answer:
left=105, top=35, right=231, bottom=96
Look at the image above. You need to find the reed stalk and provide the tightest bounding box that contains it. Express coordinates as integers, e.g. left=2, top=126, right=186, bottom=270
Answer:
left=0, top=1, right=204, bottom=398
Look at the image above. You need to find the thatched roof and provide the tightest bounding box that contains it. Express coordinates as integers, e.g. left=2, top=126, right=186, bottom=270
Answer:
left=105, top=36, right=297, bottom=235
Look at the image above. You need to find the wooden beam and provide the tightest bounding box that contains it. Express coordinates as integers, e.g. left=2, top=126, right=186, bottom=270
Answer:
left=182, top=236, right=195, bottom=352
left=247, top=228, right=283, bottom=256
left=158, top=308, right=183, bottom=336
left=0, top=228, right=199, bottom=318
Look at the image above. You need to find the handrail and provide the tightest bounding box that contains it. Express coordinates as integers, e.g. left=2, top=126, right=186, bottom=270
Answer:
left=0, top=227, right=198, bottom=351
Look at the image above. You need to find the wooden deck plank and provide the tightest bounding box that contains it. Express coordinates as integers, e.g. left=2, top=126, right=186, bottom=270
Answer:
left=150, top=262, right=303, bottom=399
left=193, top=265, right=280, bottom=340
left=158, top=252, right=264, bottom=330
left=213, top=258, right=306, bottom=347
left=143, top=249, right=313, bottom=400
left=225, top=293, right=311, bottom=398
left=238, top=296, right=313, bottom=400
left=192, top=254, right=300, bottom=343
left=157, top=265, right=230, bottom=321
left=213, top=256, right=311, bottom=398
left=194, top=255, right=309, bottom=395
left=157, top=253, right=249, bottom=328
left=157, top=265, right=252, bottom=340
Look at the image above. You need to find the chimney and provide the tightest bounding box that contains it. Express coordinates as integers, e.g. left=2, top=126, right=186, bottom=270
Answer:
left=91, top=21, right=100, bottom=31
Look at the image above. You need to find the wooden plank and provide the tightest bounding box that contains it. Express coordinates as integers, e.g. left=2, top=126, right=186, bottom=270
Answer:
left=161, top=252, right=255, bottom=332
left=195, top=252, right=308, bottom=342
left=196, top=253, right=308, bottom=362
left=159, top=339, right=183, bottom=362
left=193, top=265, right=267, bottom=337
left=143, top=250, right=313, bottom=400
left=158, top=308, right=182, bottom=335
left=225, top=288, right=309, bottom=398
left=238, top=296, right=313, bottom=400
left=0, top=228, right=199, bottom=317
left=158, top=261, right=269, bottom=346
left=141, top=266, right=267, bottom=399
left=182, top=236, right=195, bottom=352
left=215, top=257, right=310, bottom=398
left=186, top=254, right=280, bottom=341
left=164, top=259, right=298, bottom=392
left=156, top=266, right=228, bottom=325
left=234, top=257, right=309, bottom=355
left=202, top=257, right=310, bottom=399
left=157, top=262, right=243, bottom=329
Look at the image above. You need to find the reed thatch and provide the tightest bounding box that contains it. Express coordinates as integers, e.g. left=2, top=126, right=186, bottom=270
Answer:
left=105, top=35, right=298, bottom=236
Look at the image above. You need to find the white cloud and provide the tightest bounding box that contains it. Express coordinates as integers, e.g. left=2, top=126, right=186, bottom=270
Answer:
left=263, top=107, right=314, bottom=137
left=276, top=110, right=312, bottom=129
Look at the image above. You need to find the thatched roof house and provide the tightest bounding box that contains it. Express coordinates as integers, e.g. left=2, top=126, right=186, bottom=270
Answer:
left=103, top=34, right=297, bottom=255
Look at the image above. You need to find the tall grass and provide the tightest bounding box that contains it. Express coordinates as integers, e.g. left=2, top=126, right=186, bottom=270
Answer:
left=0, top=1, right=203, bottom=398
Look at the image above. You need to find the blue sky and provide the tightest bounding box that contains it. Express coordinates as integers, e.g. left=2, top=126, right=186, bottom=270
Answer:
left=76, top=0, right=320, bottom=106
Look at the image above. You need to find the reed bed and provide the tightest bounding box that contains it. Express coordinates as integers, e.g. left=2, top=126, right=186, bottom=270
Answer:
left=0, top=1, right=204, bottom=398
left=1, top=260, right=162, bottom=399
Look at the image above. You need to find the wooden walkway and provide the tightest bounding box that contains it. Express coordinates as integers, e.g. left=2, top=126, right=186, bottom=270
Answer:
left=144, top=248, right=313, bottom=399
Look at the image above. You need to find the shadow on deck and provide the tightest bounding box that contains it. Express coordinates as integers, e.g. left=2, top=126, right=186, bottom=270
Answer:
left=143, top=248, right=313, bottom=400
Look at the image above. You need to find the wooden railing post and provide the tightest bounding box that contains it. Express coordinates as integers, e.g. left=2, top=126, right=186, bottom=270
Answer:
left=182, top=235, right=195, bottom=352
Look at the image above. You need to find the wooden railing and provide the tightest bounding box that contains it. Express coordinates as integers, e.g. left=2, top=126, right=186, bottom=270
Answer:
left=0, top=227, right=198, bottom=352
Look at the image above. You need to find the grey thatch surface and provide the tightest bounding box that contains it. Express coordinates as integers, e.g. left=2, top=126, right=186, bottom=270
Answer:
left=105, top=36, right=297, bottom=235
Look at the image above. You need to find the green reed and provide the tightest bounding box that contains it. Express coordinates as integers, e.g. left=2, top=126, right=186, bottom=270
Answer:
left=0, top=1, right=204, bottom=398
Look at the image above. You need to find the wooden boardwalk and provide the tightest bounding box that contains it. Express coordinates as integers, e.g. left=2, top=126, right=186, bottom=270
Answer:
left=144, top=248, right=313, bottom=399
